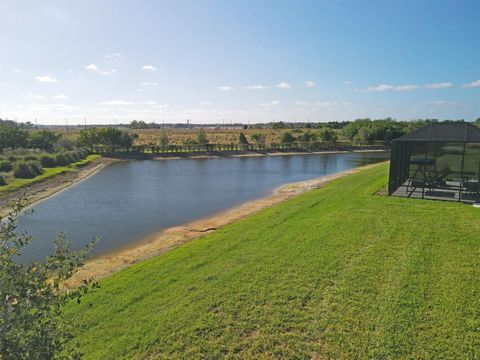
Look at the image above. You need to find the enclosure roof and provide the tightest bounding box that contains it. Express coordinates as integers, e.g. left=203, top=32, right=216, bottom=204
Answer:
left=393, top=123, right=480, bottom=143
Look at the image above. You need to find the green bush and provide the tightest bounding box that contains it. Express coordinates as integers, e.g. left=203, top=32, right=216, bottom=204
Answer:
left=39, top=155, right=57, bottom=168
left=0, top=160, right=13, bottom=172
left=68, top=151, right=80, bottom=162
left=13, top=162, right=36, bottom=179
left=23, top=155, right=38, bottom=161
left=28, top=161, right=44, bottom=176
left=0, top=175, right=6, bottom=186
left=54, top=153, right=70, bottom=166
left=7, top=155, right=18, bottom=162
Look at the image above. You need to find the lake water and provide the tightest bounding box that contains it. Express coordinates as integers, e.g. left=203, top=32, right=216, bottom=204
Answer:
left=16, top=152, right=389, bottom=263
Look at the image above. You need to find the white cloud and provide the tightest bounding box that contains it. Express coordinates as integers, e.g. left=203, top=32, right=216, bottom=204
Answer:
left=51, top=94, right=68, bottom=100
left=463, top=80, right=480, bottom=88
left=33, top=95, right=47, bottom=100
left=199, top=101, right=212, bottom=105
left=13, top=69, right=23, bottom=73
left=277, top=82, right=291, bottom=89
left=424, top=82, right=452, bottom=89
left=244, top=84, right=269, bottom=90
left=86, top=64, right=99, bottom=71
left=218, top=86, right=233, bottom=91
left=140, top=81, right=158, bottom=86
left=295, top=100, right=349, bottom=107
left=261, top=100, right=280, bottom=106
left=105, top=52, right=121, bottom=59
left=142, top=65, right=157, bottom=71
left=394, top=84, right=418, bottom=91
left=424, top=100, right=457, bottom=106
left=100, top=100, right=136, bottom=105
left=86, top=64, right=116, bottom=75
left=99, top=69, right=116, bottom=75
left=365, top=84, right=394, bottom=92
left=35, top=75, right=58, bottom=83
left=99, top=100, right=158, bottom=106
left=305, top=80, right=316, bottom=88
left=343, top=80, right=352, bottom=85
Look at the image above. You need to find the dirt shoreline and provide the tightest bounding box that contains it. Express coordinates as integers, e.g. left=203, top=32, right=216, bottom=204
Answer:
left=150, top=148, right=387, bottom=160
left=66, top=161, right=386, bottom=288
left=0, top=157, right=117, bottom=218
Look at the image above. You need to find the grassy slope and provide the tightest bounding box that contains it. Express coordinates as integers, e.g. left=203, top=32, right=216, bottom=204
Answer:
left=0, top=155, right=100, bottom=193
left=65, top=163, right=480, bottom=359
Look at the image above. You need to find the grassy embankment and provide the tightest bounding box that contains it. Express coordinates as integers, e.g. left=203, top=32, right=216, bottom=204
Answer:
left=0, top=154, right=100, bottom=194
left=65, top=163, right=479, bottom=359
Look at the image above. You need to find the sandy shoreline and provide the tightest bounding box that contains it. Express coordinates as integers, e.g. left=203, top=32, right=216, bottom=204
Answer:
left=150, top=148, right=387, bottom=160
left=66, top=161, right=386, bottom=288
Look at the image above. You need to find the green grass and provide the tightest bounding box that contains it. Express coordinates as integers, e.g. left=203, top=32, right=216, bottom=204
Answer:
left=0, top=155, right=100, bottom=194
left=65, top=163, right=480, bottom=359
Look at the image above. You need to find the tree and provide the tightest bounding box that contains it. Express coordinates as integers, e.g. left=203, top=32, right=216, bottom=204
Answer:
left=196, top=128, right=208, bottom=145
left=251, top=133, right=266, bottom=146
left=76, top=128, right=138, bottom=149
left=272, top=121, right=286, bottom=129
left=0, top=198, right=98, bottom=358
left=77, top=128, right=101, bottom=150
left=281, top=132, right=295, bottom=143
left=28, top=130, right=62, bottom=152
left=317, top=127, right=337, bottom=142
left=299, top=131, right=316, bottom=142
left=475, top=118, right=480, bottom=127
left=0, top=125, right=28, bottom=151
left=238, top=132, right=249, bottom=145
left=159, top=129, right=169, bottom=147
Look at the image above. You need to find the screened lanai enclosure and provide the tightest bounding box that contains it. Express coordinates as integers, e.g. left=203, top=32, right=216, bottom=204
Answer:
left=388, top=123, right=480, bottom=203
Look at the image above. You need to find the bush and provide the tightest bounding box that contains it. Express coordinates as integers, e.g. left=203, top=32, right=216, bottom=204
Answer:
left=23, top=155, right=38, bottom=161
left=40, top=154, right=57, bottom=168
left=28, top=161, right=44, bottom=175
left=0, top=175, right=6, bottom=186
left=54, top=153, right=70, bottom=166
left=7, top=155, right=18, bottom=162
left=13, top=162, right=36, bottom=179
left=68, top=151, right=81, bottom=162
left=0, top=160, right=13, bottom=172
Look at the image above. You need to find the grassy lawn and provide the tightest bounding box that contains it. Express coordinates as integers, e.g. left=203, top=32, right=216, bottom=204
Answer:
left=0, top=155, right=100, bottom=194
left=65, top=163, right=480, bottom=359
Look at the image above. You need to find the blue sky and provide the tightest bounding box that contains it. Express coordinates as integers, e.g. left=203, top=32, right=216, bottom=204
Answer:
left=0, top=0, right=479, bottom=125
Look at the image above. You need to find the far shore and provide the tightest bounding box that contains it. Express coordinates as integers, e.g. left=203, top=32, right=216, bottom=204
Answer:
left=0, top=148, right=389, bottom=218
left=66, top=160, right=387, bottom=288
left=151, top=148, right=387, bottom=160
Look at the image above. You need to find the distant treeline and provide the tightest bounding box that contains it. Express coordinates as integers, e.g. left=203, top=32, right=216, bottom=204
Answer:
left=1, top=118, right=479, bottom=153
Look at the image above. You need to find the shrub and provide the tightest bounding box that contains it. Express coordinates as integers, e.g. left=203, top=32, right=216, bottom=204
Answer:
left=54, top=153, right=70, bottom=166
left=0, top=175, right=6, bottom=186
left=13, top=162, right=36, bottom=179
left=23, top=155, right=38, bottom=161
left=68, top=151, right=81, bottom=162
left=7, top=155, right=18, bottom=162
left=0, top=199, right=98, bottom=358
left=28, top=161, right=44, bottom=176
left=40, top=154, right=57, bottom=168
left=0, top=160, right=13, bottom=172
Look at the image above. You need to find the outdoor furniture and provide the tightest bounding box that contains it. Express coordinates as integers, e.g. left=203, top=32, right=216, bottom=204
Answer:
left=389, top=123, right=480, bottom=203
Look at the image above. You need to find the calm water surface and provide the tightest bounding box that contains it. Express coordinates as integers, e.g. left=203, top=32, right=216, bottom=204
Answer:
left=17, top=152, right=388, bottom=262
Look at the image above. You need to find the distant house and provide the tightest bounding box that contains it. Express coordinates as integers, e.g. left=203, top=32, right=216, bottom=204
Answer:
left=388, top=123, right=480, bottom=203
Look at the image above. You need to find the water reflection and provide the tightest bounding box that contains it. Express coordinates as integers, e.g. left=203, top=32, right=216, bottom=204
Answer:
left=16, top=151, right=389, bottom=262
